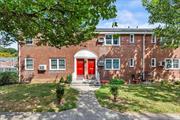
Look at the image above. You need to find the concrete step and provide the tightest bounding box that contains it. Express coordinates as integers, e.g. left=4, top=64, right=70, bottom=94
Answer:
left=71, top=80, right=101, bottom=86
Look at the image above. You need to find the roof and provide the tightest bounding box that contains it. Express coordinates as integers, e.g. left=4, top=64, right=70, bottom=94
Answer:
left=95, top=28, right=154, bottom=33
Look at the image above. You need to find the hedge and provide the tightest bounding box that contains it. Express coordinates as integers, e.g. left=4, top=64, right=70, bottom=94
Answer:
left=0, top=72, right=18, bottom=85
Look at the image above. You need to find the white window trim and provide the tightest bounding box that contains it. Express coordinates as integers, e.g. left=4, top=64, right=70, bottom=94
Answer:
left=129, top=58, right=135, bottom=67
left=49, top=58, right=66, bottom=71
left=105, top=58, right=120, bottom=70
left=104, top=34, right=120, bottom=46
left=151, top=58, right=157, bottom=67
left=151, top=35, right=157, bottom=43
left=129, top=34, right=135, bottom=43
left=165, top=58, right=180, bottom=70
left=25, top=58, right=34, bottom=70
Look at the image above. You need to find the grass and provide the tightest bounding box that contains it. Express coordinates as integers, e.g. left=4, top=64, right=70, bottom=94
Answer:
left=0, top=83, right=79, bottom=112
left=95, top=83, right=180, bottom=113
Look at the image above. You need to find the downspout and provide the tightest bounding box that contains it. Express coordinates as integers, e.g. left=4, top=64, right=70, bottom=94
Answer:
left=18, top=42, right=21, bottom=83
left=142, top=34, right=146, bottom=81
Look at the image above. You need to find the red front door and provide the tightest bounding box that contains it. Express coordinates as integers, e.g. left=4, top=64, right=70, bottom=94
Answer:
left=77, top=59, right=84, bottom=75
left=88, top=59, right=95, bottom=75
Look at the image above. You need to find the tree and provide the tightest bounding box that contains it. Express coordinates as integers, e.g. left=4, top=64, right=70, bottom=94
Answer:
left=0, top=46, right=17, bottom=57
left=0, top=0, right=117, bottom=47
left=109, top=78, right=124, bottom=102
left=110, top=85, right=118, bottom=102
left=142, top=0, right=180, bottom=48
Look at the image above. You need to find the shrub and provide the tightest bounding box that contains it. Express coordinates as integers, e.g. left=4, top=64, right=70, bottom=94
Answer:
left=109, top=78, right=124, bottom=102
left=110, top=78, right=125, bottom=85
left=56, top=83, right=65, bottom=104
left=160, top=80, right=169, bottom=86
left=174, top=81, right=180, bottom=85
left=0, top=72, right=18, bottom=86
left=110, top=85, right=118, bottom=102
left=59, top=77, right=65, bottom=83
left=66, top=74, right=72, bottom=84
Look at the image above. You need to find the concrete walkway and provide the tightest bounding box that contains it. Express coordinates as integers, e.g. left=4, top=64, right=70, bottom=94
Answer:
left=0, top=91, right=180, bottom=120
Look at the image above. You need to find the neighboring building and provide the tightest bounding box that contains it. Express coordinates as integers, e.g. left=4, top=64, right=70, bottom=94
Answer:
left=0, top=57, right=17, bottom=72
left=19, top=28, right=180, bottom=83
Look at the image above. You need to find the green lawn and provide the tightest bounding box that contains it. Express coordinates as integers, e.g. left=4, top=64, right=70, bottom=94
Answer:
left=95, top=83, right=180, bottom=113
left=0, top=83, right=79, bottom=112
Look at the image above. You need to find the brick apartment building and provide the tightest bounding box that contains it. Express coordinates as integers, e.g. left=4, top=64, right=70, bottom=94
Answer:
left=0, top=57, right=17, bottom=72
left=19, top=28, right=180, bottom=83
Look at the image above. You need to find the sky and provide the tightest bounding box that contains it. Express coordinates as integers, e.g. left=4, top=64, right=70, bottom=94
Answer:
left=7, top=0, right=158, bottom=49
left=97, top=0, right=159, bottom=28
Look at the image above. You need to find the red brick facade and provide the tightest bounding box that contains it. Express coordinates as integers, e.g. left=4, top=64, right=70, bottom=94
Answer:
left=19, top=29, right=180, bottom=83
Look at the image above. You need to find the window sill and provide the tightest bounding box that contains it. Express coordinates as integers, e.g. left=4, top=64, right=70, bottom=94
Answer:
left=165, top=68, right=180, bottom=71
left=105, top=69, right=120, bottom=71
left=25, top=69, right=34, bottom=71
left=49, top=69, right=66, bottom=71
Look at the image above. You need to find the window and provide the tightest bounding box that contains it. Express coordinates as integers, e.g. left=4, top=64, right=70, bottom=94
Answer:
left=151, top=58, right=156, bottom=67
left=151, top=35, right=156, bottom=43
left=129, top=58, right=135, bottom=67
left=26, top=38, right=33, bottom=45
left=165, top=58, right=180, bottom=69
left=105, top=35, right=112, bottom=45
left=50, top=58, right=66, bottom=70
left=173, top=59, right=179, bottom=68
left=105, top=34, right=120, bottom=46
left=59, top=59, right=66, bottom=69
left=25, top=58, right=34, bottom=70
left=105, top=58, right=120, bottom=70
left=129, top=34, right=135, bottom=43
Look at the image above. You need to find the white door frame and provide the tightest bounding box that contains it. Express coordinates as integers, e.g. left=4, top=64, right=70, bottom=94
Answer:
left=73, top=49, right=98, bottom=81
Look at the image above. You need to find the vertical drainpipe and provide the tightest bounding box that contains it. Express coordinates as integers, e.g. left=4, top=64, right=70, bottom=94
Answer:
left=18, top=42, right=21, bottom=83
left=142, top=34, right=146, bottom=81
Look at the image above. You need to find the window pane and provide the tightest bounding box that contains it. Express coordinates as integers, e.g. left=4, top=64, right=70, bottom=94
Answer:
left=106, top=35, right=112, bottom=45
left=130, top=35, right=134, bottom=43
left=106, top=39, right=112, bottom=45
left=173, top=59, right=179, bottom=68
left=106, top=35, right=112, bottom=39
left=106, top=59, right=112, bottom=69
left=51, top=59, right=57, bottom=69
left=26, top=38, right=33, bottom=44
left=113, top=59, right=119, bottom=69
left=26, top=59, right=33, bottom=69
left=113, top=38, right=119, bottom=45
left=59, top=59, right=65, bottom=69
left=166, top=59, right=172, bottom=68
left=130, top=59, right=134, bottom=66
left=151, top=58, right=156, bottom=67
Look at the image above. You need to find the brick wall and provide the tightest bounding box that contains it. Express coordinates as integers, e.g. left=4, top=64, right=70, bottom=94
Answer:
left=20, top=34, right=180, bottom=83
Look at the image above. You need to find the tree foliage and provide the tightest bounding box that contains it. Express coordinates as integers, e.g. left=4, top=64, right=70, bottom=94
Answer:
left=0, top=0, right=117, bottom=47
left=0, top=46, right=17, bottom=57
left=142, top=0, right=180, bottom=48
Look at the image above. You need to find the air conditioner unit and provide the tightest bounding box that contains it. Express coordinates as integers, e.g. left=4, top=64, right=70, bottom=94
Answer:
left=98, top=60, right=104, bottom=67
left=159, top=61, right=165, bottom=66
left=97, top=38, right=104, bottom=43
left=38, top=64, right=47, bottom=71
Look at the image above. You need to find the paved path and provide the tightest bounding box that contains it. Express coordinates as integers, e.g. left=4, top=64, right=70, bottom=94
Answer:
left=0, top=91, right=180, bottom=120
